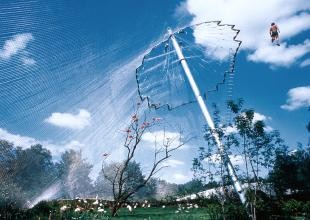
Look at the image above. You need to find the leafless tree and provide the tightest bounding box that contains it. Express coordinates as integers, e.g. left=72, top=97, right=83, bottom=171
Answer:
left=101, top=106, right=190, bottom=216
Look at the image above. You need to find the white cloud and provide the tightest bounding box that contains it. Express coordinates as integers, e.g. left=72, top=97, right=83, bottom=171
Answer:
left=160, top=171, right=192, bottom=184
left=181, top=0, right=310, bottom=67
left=300, top=58, right=310, bottom=68
left=224, top=125, right=238, bottom=135
left=223, top=112, right=272, bottom=135
left=229, top=155, right=244, bottom=165
left=0, top=33, right=33, bottom=60
left=0, top=127, right=37, bottom=147
left=247, top=40, right=310, bottom=67
left=163, top=159, right=185, bottom=168
left=206, top=154, right=244, bottom=165
left=278, top=12, right=310, bottom=39
left=173, top=1, right=190, bottom=19
left=281, top=86, right=310, bottom=110
left=248, top=112, right=273, bottom=131
left=142, top=131, right=189, bottom=150
left=264, top=126, right=274, bottom=132
left=253, top=112, right=271, bottom=122
left=173, top=173, right=191, bottom=183
left=64, top=140, right=85, bottom=149
left=192, top=22, right=239, bottom=60
left=45, top=109, right=91, bottom=130
left=143, top=131, right=181, bottom=142
left=21, top=57, right=36, bottom=65
left=0, top=128, right=83, bottom=156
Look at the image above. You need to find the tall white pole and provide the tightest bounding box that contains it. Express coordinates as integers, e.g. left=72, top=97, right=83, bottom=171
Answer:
left=168, top=29, right=246, bottom=204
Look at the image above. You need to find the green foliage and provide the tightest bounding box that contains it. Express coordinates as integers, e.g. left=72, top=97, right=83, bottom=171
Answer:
left=124, top=161, right=145, bottom=198
left=14, top=144, right=57, bottom=197
left=193, top=99, right=285, bottom=185
left=303, top=201, right=310, bottom=218
left=135, top=178, right=157, bottom=200
left=0, top=139, right=96, bottom=214
left=227, top=99, right=244, bottom=114
left=192, top=99, right=290, bottom=219
left=177, top=179, right=206, bottom=196
left=269, top=147, right=310, bottom=198
left=207, top=203, right=222, bottom=219
left=282, top=199, right=303, bottom=216
left=0, top=140, right=58, bottom=210
left=222, top=203, right=248, bottom=219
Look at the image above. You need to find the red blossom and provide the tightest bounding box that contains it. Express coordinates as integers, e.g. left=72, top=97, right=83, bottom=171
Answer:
left=131, top=114, right=138, bottom=122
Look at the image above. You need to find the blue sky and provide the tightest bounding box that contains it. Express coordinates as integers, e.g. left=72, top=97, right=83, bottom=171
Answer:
left=0, top=0, right=309, bottom=184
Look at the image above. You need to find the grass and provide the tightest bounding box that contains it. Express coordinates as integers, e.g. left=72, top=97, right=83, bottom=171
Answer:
left=3, top=199, right=309, bottom=219
left=104, top=207, right=211, bottom=220
left=25, top=205, right=213, bottom=220
left=11, top=199, right=218, bottom=220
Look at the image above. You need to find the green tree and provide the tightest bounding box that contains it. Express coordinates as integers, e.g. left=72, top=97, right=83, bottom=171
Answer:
left=269, top=146, right=310, bottom=198
left=0, top=140, right=25, bottom=213
left=193, top=99, right=285, bottom=219
left=135, top=178, right=157, bottom=200
left=177, top=179, right=205, bottom=196
left=13, top=144, right=57, bottom=198
left=0, top=140, right=59, bottom=212
left=57, top=150, right=93, bottom=199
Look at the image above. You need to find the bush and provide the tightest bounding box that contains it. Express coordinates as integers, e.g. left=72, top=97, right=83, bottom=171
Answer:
left=303, top=201, right=310, bottom=218
left=282, top=199, right=303, bottom=216
left=224, top=203, right=248, bottom=220
left=207, top=204, right=222, bottom=219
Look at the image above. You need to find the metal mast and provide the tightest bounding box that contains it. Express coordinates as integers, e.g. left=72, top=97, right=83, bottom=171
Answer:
left=168, top=28, right=246, bottom=204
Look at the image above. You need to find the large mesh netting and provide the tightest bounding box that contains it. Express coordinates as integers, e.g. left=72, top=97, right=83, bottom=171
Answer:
left=0, top=0, right=242, bottom=210
left=136, top=21, right=241, bottom=110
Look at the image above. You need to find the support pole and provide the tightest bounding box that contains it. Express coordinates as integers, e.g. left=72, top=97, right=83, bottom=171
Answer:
left=168, top=28, right=246, bottom=205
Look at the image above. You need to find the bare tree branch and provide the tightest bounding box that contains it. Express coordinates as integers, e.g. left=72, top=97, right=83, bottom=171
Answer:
left=100, top=104, right=191, bottom=217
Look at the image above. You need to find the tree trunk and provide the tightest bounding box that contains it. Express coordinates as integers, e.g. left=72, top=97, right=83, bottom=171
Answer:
left=111, top=202, right=122, bottom=217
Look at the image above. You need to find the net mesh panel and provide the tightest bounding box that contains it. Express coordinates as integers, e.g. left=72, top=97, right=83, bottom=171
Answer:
left=136, top=21, right=241, bottom=110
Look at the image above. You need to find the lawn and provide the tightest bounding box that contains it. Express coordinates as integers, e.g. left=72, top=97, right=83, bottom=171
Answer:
left=9, top=200, right=223, bottom=220
left=67, top=207, right=212, bottom=220
left=4, top=199, right=308, bottom=219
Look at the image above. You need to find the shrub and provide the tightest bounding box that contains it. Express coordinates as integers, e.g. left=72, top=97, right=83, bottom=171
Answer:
left=282, top=199, right=303, bottom=216
left=303, top=201, right=310, bottom=218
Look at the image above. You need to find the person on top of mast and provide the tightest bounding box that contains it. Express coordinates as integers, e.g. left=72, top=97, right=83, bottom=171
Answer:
left=270, top=22, right=280, bottom=46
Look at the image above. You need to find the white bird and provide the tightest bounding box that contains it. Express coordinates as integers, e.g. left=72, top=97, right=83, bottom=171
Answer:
left=126, top=205, right=132, bottom=212
left=60, top=205, right=67, bottom=211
